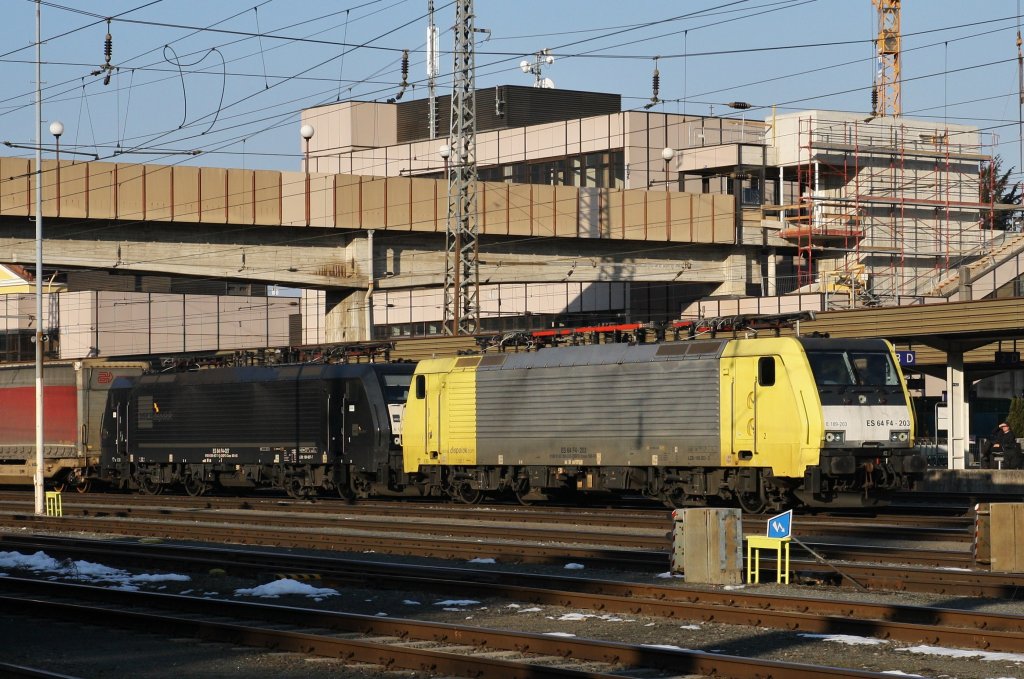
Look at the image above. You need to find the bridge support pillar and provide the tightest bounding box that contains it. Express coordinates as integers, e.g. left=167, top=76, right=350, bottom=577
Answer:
left=946, top=351, right=968, bottom=470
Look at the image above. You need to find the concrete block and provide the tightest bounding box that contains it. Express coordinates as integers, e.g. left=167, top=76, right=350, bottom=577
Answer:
left=480, top=181, right=509, bottom=236
left=990, top=503, right=1024, bottom=573
left=172, top=166, right=201, bottom=223
left=410, top=177, right=439, bottom=232
left=226, top=169, right=254, bottom=225
left=116, top=163, right=145, bottom=221
left=200, top=167, right=228, bottom=223
left=622, top=189, right=645, bottom=241
left=360, top=177, right=386, bottom=229
left=385, top=177, right=412, bottom=230
left=508, top=184, right=532, bottom=236
left=253, top=170, right=281, bottom=225
left=0, top=157, right=31, bottom=216
left=334, top=174, right=361, bottom=229
left=146, top=165, right=174, bottom=221
left=672, top=507, right=743, bottom=585
left=87, top=162, right=117, bottom=219
left=57, top=161, right=89, bottom=219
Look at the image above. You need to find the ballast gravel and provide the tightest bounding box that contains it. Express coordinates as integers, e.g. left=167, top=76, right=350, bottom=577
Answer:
left=1, top=541, right=1023, bottom=679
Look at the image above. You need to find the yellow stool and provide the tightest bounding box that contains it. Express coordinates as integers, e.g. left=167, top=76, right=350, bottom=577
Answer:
left=44, top=491, right=62, bottom=517
left=745, top=535, right=791, bottom=584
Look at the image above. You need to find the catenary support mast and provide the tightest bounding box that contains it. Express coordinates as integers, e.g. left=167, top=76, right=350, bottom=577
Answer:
left=442, top=0, right=480, bottom=335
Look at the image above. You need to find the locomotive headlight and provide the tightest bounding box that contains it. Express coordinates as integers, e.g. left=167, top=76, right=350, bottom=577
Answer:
left=825, top=430, right=845, bottom=444
left=889, top=430, right=910, bottom=442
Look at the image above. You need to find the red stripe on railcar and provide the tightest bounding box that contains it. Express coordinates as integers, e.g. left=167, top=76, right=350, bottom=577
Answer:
left=0, top=386, right=78, bottom=445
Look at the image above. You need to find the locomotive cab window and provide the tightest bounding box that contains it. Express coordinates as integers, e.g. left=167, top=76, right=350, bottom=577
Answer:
left=381, top=373, right=412, bottom=403
left=807, top=349, right=898, bottom=388
left=415, top=374, right=426, bottom=399
left=850, top=352, right=899, bottom=386
left=758, top=356, right=776, bottom=386
left=807, top=351, right=856, bottom=386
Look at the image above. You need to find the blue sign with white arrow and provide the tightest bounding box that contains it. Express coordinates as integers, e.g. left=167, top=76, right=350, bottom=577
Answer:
left=767, top=509, right=793, bottom=539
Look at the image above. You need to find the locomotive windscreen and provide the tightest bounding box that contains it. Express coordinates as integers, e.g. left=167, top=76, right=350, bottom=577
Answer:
left=806, top=349, right=900, bottom=387
left=381, top=373, right=412, bottom=403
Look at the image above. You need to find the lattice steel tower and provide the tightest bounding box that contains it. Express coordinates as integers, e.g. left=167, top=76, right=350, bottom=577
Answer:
left=443, top=0, right=480, bottom=335
left=872, top=0, right=901, bottom=117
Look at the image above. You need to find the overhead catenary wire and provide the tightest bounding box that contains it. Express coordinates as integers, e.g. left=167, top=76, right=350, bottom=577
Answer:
left=6, top=1, right=1015, bottom=164
left=0, top=3, right=991, bottom=346
left=2, top=1, right=1015, bottom=301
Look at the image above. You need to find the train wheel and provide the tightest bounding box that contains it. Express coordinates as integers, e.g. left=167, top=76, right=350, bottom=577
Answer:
left=138, top=476, right=163, bottom=495
left=183, top=475, right=207, bottom=497
left=513, top=481, right=547, bottom=506
left=737, top=491, right=767, bottom=514
left=336, top=481, right=357, bottom=504
left=450, top=482, right=483, bottom=505
left=286, top=478, right=310, bottom=500
left=74, top=478, right=92, bottom=494
left=661, top=487, right=686, bottom=509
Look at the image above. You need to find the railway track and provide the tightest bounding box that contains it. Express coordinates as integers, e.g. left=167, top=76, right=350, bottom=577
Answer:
left=0, top=489, right=977, bottom=543
left=0, top=574, right=916, bottom=679
left=0, top=498, right=974, bottom=571
left=1, top=533, right=1021, bottom=654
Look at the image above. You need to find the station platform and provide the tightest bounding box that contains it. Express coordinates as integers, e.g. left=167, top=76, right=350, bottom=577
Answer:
left=911, top=468, right=1024, bottom=497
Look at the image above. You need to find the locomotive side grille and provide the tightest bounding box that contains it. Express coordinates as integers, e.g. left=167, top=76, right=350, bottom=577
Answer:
left=474, top=354, right=720, bottom=466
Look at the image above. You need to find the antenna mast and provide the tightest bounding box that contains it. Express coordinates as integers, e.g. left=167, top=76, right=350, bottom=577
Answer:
left=427, top=0, right=439, bottom=138
left=872, top=0, right=901, bottom=116
left=443, top=0, right=480, bottom=335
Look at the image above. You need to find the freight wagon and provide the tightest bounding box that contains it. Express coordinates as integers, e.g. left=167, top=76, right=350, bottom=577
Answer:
left=0, top=360, right=148, bottom=490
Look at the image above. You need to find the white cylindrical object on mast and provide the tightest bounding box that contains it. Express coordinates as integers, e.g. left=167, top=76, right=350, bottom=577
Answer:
left=427, top=26, right=439, bottom=77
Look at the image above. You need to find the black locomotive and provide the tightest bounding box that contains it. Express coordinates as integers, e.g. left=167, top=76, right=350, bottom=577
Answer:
left=99, top=362, right=415, bottom=498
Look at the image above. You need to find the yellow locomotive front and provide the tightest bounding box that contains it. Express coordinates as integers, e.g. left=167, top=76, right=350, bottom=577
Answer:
left=720, top=336, right=923, bottom=509
left=796, top=337, right=923, bottom=506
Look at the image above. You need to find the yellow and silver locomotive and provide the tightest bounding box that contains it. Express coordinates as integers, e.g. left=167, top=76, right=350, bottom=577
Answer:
left=401, top=336, right=924, bottom=511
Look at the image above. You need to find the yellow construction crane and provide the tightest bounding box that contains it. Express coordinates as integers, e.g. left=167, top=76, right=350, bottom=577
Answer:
left=872, top=0, right=901, bottom=117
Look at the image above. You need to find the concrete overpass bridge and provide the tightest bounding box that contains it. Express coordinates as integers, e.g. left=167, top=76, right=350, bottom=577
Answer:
left=0, top=157, right=737, bottom=292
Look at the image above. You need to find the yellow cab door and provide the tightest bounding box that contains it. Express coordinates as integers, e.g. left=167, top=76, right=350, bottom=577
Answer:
left=731, top=353, right=801, bottom=475
left=403, top=368, right=445, bottom=472
left=430, top=376, right=444, bottom=460
left=731, top=357, right=759, bottom=460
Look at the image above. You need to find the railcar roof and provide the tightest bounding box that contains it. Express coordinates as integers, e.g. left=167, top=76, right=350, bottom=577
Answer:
left=475, top=339, right=729, bottom=371
left=137, top=362, right=415, bottom=385
left=797, top=337, right=891, bottom=351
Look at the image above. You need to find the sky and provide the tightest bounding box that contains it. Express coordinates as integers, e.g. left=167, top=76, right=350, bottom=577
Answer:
left=2, top=1, right=1024, bottom=178
left=4, top=546, right=1024, bottom=671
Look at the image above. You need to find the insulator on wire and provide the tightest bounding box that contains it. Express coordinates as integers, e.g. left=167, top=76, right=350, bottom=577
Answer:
left=643, top=57, right=661, bottom=109
left=388, top=49, right=410, bottom=102
left=104, top=18, right=113, bottom=65
left=95, top=18, right=115, bottom=86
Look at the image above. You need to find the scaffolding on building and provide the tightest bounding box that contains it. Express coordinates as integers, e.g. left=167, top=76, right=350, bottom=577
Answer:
left=776, top=115, right=992, bottom=308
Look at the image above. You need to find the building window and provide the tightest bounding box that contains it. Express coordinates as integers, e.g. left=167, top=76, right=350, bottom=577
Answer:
left=468, top=150, right=624, bottom=190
